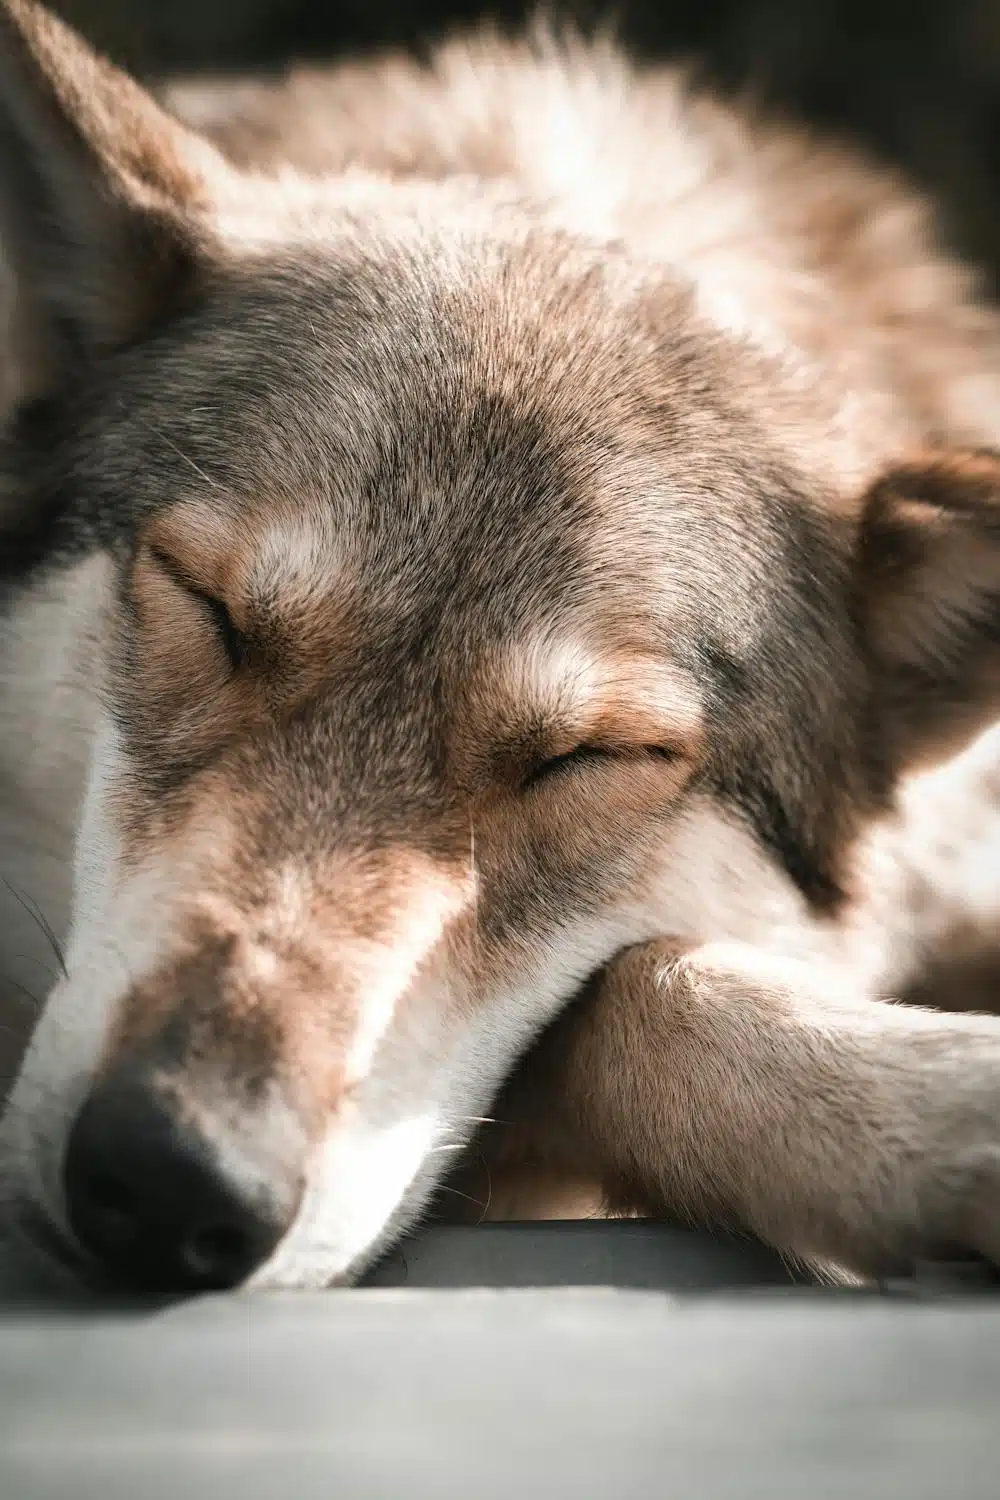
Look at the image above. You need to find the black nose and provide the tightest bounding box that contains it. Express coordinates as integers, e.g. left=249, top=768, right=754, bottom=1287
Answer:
left=63, top=1069, right=303, bottom=1294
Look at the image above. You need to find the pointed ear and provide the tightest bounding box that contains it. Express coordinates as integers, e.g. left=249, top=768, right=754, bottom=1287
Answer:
left=0, top=0, right=226, bottom=405
left=858, top=449, right=1000, bottom=773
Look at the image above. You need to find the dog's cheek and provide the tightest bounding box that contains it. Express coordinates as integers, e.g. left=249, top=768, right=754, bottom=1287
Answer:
left=472, top=760, right=695, bottom=949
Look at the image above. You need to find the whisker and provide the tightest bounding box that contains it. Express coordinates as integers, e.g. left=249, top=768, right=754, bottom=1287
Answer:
left=0, top=984, right=37, bottom=1017
left=3, top=957, right=57, bottom=992
left=3, top=878, right=68, bottom=979
left=20, top=893, right=67, bottom=980
left=475, top=1150, right=493, bottom=1226
left=136, top=414, right=221, bottom=491
left=436, top=1184, right=487, bottom=1211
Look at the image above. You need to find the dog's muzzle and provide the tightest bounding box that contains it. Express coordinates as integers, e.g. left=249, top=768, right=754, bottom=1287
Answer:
left=62, top=1059, right=306, bottom=1294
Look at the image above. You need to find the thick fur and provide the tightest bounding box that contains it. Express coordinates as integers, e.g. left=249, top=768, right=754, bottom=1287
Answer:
left=5, top=1, right=1000, bottom=1288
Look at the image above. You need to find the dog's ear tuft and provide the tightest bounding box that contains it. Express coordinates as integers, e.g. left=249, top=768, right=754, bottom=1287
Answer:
left=0, top=0, right=226, bottom=404
left=858, top=448, right=1000, bottom=773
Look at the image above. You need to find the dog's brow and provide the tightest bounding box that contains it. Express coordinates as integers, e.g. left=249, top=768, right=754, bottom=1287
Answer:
left=249, top=513, right=343, bottom=613
left=147, top=498, right=343, bottom=615
left=517, top=640, right=602, bottom=713
left=143, top=501, right=240, bottom=597
left=495, top=641, right=704, bottom=745
left=587, top=658, right=705, bottom=747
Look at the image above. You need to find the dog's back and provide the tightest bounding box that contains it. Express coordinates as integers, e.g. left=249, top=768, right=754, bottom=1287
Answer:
left=166, top=33, right=1000, bottom=468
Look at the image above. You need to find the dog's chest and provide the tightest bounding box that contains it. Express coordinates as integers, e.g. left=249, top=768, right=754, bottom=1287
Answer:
left=844, top=724, right=1000, bottom=1000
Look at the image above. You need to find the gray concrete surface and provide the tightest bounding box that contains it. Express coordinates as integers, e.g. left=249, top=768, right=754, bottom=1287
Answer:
left=2, top=1290, right=1000, bottom=1500
left=1, top=1220, right=997, bottom=1499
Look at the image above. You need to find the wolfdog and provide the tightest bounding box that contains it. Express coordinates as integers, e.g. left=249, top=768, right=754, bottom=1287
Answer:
left=4, top=0, right=1000, bottom=1291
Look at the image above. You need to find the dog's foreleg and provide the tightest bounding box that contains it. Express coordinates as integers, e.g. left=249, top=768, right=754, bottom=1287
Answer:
left=485, top=940, right=1000, bottom=1275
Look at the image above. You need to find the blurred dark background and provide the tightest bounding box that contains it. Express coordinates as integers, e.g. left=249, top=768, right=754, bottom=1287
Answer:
left=50, top=1, right=1000, bottom=287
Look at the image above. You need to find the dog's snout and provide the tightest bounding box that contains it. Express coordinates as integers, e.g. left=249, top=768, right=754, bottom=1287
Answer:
left=62, top=1067, right=303, bottom=1294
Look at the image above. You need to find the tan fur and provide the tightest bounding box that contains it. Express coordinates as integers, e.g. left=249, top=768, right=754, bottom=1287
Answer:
left=465, top=940, right=1000, bottom=1272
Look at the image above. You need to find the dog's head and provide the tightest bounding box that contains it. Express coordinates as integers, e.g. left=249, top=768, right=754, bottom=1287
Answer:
left=4, top=0, right=1000, bottom=1292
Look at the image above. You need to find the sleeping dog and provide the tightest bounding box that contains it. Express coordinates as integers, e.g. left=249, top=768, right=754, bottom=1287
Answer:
left=3, top=0, right=1000, bottom=1291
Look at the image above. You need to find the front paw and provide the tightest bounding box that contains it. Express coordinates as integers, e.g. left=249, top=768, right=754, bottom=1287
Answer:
left=842, top=1027, right=1000, bottom=1275
left=915, top=1137, right=1000, bottom=1270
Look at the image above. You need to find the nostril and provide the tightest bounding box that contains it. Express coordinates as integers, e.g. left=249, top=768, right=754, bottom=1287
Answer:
left=180, top=1222, right=251, bottom=1285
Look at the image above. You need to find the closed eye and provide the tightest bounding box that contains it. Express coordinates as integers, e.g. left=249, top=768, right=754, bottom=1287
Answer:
left=523, top=743, right=677, bottom=790
left=149, top=546, right=250, bottom=673
left=198, top=591, right=250, bottom=672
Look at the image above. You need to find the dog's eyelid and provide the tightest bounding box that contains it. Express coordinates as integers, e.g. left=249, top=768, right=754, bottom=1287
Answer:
left=199, top=592, right=252, bottom=672
left=522, top=740, right=680, bottom=790
left=147, top=544, right=251, bottom=672
left=520, top=743, right=601, bottom=790
left=146, top=543, right=218, bottom=607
